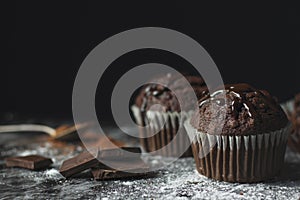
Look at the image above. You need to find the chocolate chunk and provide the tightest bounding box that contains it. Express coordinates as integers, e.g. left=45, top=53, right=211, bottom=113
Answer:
left=96, top=158, right=149, bottom=171
left=59, top=149, right=98, bottom=178
left=92, top=158, right=150, bottom=180
left=91, top=169, right=148, bottom=180
left=98, top=147, right=141, bottom=160
left=59, top=147, right=142, bottom=178
left=5, top=155, right=53, bottom=170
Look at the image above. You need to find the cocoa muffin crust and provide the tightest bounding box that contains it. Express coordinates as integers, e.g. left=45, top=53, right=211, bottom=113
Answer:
left=135, top=73, right=207, bottom=112
left=190, top=83, right=288, bottom=136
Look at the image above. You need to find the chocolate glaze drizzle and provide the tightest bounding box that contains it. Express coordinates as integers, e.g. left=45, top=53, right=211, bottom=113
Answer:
left=198, top=83, right=278, bottom=119
left=140, top=84, right=169, bottom=112
left=137, top=73, right=206, bottom=113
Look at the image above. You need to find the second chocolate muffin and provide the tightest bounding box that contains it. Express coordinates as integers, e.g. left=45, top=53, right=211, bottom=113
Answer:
left=185, top=83, right=290, bottom=182
left=132, top=73, right=207, bottom=157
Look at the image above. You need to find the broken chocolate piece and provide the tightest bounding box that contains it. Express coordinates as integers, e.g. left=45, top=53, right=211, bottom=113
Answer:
left=98, top=147, right=141, bottom=160
left=96, top=158, right=149, bottom=171
left=91, top=169, right=148, bottom=180
left=5, top=155, right=53, bottom=170
left=92, top=158, right=150, bottom=180
left=59, top=149, right=98, bottom=178
left=59, top=147, right=142, bottom=178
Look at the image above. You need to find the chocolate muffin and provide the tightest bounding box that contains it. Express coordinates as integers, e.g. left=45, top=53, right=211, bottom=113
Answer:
left=185, top=83, right=290, bottom=182
left=132, top=73, right=206, bottom=157
left=287, top=93, right=300, bottom=153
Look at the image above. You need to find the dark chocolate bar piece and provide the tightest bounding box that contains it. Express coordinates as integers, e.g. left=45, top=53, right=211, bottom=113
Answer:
left=59, top=149, right=98, bottom=178
left=98, top=147, right=141, bottom=160
left=92, top=158, right=150, bottom=180
left=96, top=158, right=149, bottom=171
left=5, top=155, right=53, bottom=170
left=91, top=169, right=148, bottom=180
left=59, top=147, right=142, bottom=178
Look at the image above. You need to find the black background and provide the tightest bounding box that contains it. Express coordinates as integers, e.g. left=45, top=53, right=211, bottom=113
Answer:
left=1, top=1, right=300, bottom=120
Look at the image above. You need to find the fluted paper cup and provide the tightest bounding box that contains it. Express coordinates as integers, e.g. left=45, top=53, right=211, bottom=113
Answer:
left=131, top=105, right=193, bottom=157
left=184, top=120, right=291, bottom=183
left=280, top=99, right=300, bottom=153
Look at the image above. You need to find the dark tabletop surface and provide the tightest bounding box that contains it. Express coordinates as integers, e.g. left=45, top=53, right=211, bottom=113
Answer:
left=0, top=120, right=300, bottom=200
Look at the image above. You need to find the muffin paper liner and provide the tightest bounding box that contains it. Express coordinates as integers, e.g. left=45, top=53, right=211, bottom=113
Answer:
left=131, top=105, right=193, bottom=157
left=184, top=120, right=291, bottom=183
left=281, top=99, right=300, bottom=153
left=280, top=99, right=294, bottom=118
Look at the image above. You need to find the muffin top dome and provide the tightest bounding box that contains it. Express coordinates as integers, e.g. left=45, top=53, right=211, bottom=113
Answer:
left=190, top=83, right=288, bottom=136
left=135, top=73, right=207, bottom=112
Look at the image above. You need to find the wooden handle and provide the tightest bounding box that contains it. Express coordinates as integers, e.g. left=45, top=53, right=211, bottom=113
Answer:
left=0, top=124, right=57, bottom=137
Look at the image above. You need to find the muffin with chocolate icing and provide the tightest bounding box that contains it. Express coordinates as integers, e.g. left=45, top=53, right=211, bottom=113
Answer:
left=132, top=73, right=206, bottom=157
left=185, top=83, right=290, bottom=182
left=287, top=93, right=300, bottom=153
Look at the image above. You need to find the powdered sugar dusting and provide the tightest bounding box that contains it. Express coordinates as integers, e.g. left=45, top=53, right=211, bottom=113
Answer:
left=0, top=129, right=300, bottom=199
